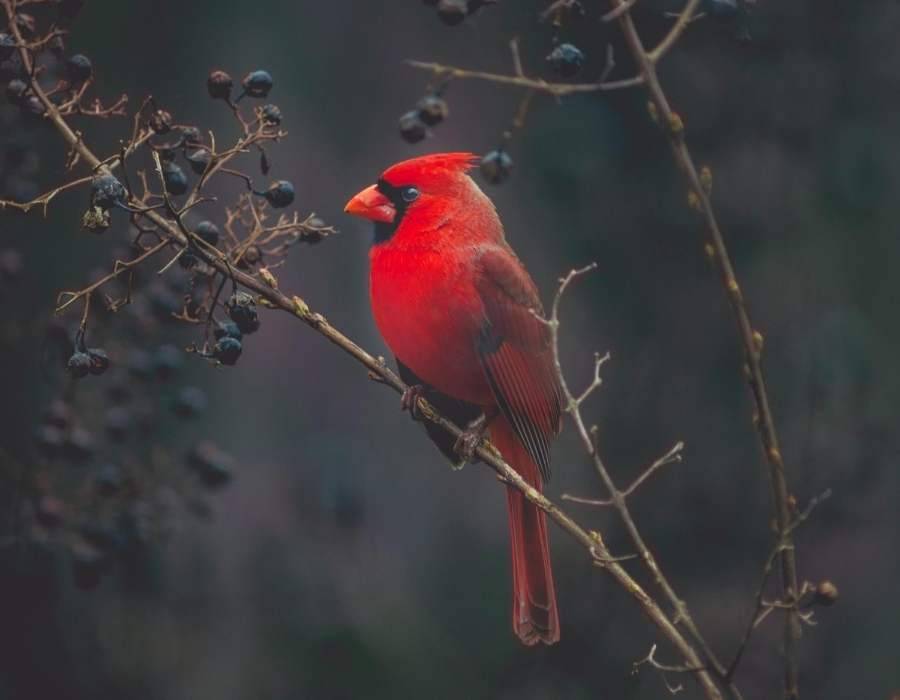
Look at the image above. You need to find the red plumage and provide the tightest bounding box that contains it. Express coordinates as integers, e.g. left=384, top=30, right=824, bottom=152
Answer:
left=345, top=152, right=562, bottom=645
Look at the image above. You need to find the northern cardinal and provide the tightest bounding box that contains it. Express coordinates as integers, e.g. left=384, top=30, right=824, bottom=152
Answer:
left=345, top=152, right=562, bottom=646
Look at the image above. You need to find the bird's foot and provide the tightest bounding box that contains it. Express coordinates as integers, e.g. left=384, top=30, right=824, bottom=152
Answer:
left=400, top=384, right=426, bottom=421
left=452, top=414, right=489, bottom=468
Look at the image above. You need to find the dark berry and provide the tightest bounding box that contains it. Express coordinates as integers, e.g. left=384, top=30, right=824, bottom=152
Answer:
left=20, top=95, right=45, bottom=118
left=261, top=103, right=282, bottom=125
left=5, top=78, right=26, bottom=104
left=66, top=54, right=93, bottom=84
left=0, top=248, right=23, bottom=278
left=43, top=399, right=71, bottom=429
left=147, top=284, right=180, bottom=320
left=212, top=336, right=242, bottom=365
left=127, top=349, right=154, bottom=381
left=95, top=464, right=123, bottom=497
left=186, top=147, right=212, bottom=175
left=35, top=495, right=65, bottom=529
left=67, top=351, right=92, bottom=378
left=416, top=95, right=448, bottom=126
left=179, top=251, right=198, bottom=270
left=104, top=407, right=130, bottom=441
left=547, top=43, right=585, bottom=78
left=63, top=427, right=95, bottom=462
left=194, top=220, right=219, bottom=246
left=214, top=320, right=242, bottom=341
left=35, top=425, right=64, bottom=457
left=48, top=35, right=66, bottom=56
left=241, top=70, right=273, bottom=98
left=87, top=347, right=109, bottom=375
left=149, top=108, right=173, bottom=134
left=181, top=126, right=202, bottom=144
left=172, top=386, right=208, bottom=417
left=226, top=291, right=260, bottom=334
left=264, top=180, right=294, bottom=208
left=187, top=442, right=234, bottom=487
left=703, top=0, right=739, bottom=18
left=90, top=173, right=126, bottom=209
left=163, top=161, right=188, bottom=195
left=480, top=149, right=513, bottom=184
left=437, top=0, right=467, bottom=25
left=153, top=344, right=183, bottom=380
left=236, top=244, right=263, bottom=269
left=399, top=110, right=427, bottom=143
left=0, top=34, right=14, bottom=62
left=207, top=70, right=232, bottom=100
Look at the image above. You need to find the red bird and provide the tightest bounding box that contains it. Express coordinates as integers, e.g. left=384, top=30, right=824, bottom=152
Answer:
left=345, top=153, right=563, bottom=645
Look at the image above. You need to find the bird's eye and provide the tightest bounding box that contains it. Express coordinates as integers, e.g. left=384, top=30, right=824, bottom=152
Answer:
left=401, top=186, right=419, bottom=203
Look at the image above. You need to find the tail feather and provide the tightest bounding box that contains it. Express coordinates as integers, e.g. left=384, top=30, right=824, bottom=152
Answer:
left=492, top=416, right=559, bottom=645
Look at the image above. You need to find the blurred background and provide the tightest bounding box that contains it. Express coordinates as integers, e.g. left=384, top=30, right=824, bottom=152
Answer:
left=1, top=1, right=898, bottom=698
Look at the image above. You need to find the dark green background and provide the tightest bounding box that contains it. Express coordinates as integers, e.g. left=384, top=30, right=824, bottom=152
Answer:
left=1, top=1, right=898, bottom=698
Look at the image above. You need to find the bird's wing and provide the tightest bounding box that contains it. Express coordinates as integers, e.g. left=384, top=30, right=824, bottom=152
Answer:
left=474, top=245, right=563, bottom=482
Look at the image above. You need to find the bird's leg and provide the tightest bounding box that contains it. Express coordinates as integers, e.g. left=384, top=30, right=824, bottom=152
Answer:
left=400, top=384, right=427, bottom=421
left=453, top=408, right=499, bottom=467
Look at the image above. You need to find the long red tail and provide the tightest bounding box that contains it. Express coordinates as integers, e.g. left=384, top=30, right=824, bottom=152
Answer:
left=491, top=416, right=560, bottom=645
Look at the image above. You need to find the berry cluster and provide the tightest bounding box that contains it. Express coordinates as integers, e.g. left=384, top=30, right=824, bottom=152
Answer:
left=398, top=93, right=449, bottom=144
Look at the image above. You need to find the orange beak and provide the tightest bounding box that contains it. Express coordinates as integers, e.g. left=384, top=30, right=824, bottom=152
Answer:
left=344, top=184, right=396, bottom=224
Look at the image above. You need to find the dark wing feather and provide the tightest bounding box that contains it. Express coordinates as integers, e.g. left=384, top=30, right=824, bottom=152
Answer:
left=396, top=359, right=483, bottom=467
left=475, top=246, right=562, bottom=482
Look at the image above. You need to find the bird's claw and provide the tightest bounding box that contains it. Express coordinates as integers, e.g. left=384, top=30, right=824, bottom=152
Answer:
left=453, top=414, right=489, bottom=467
left=400, top=384, right=426, bottom=421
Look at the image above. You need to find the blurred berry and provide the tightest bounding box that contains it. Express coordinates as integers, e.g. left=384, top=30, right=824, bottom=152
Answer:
left=207, top=69, right=233, bottom=100
left=241, top=70, right=273, bottom=98
left=226, top=291, right=260, bottom=334
left=147, top=284, right=180, bottom=320
left=187, top=441, right=234, bottom=487
left=547, top=43, right=585, bottom=78
left=0, top=34, right=14, bottom=62
left=106, top=379, right=132, bottom=404
left=66, top=350, right=92, bottom=378
left=194, top=220, right=220, bottom=246
left=815, top=580, right=839, bottom=606
left=95, top=464, right=123, bottom=497
left=0, top=248, right=23, bottom=278
left=416, top=95, right=448, bottom=126
left=212, top=336, right=242, bottom=365
left=236, top=244, right=263, bottom=269
left=104, top=407, right=130, bottom=442
left=704, top=0, right=739, bottom=19
left=399, top=110, right=427, bottom=143
left=48, top=35, right=66, bottom=57
left=181, top=126, right=202, bottom=144
left=90, top=173, right=126, bottom=209
left=172, top=386, right=208, bottom=417
left=186, top=147, right=212, bottom=175
left=436, top=0, right=467, bottom=25
left=154, top=344, right=183, bottom=380
left=480, top=149, right=513, bottom=185
left=5, top=78, right=26, bottom=104
left=264, top=180, right=295, bottom=208
left=261, top=103, right=282, bottom=125
left=20, top=94, right=45, bottom=118
left=34, top=495, right=65, bottom=529
left=162, top=161, right=188, bottom=195
left=43, top=399, right=71, bottom=429
left=127, top=349, right=154, bottom=381
left=65, top=53, right=92, bottom=84
left=214, top=320, right=243, bottom=341
left=63, top=427, right=95, bottom=462
left=71, top=542, right=108, bottom=590
left=87, top=347, right=109, bottom=375
left=178, top=251, right=198, bottom=270
left=149, top=108, right=173, bottom=134
left=35, top=425, right=64, bottom=457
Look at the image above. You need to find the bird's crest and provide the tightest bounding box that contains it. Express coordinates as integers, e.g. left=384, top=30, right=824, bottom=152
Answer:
left=380, top=152, right=478, bottom=187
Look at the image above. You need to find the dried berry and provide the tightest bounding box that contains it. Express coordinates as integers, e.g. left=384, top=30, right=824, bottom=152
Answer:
left=194, top=220, right=220, bottom=246
left=162, top=161, right=188, bottom=195
left=5, top=78, right=27, bottom=104
left=67, top=350, right=93, bottom=378
left=186, top=147, right=212, bottom=175
left=480, top=149, right=513, bottom=184
left=214, top=320, right=243, bottom=341
left=90, top=173, right=126, bottom=209
left=416, top=95, right=448, bottom=126
left=212, top=336, right=242, bottom=365
left=547, top=43, right=585, bottom=78
left=399, top=110, right=427, bottom=143
left=261, top=103, right=282, bottom=125
left=241, top=70, right=273, bottom=98
left=436, top=0, right=467, bottom=25
left=264, top=180, right=295, bottom=208
left=815, top=580, right=839, bottom=606
left=207, top=69, right=233, bottom=100
left=87, top=347, right=109, bottom=375
left=181, top=126, right=202, bottom=144
left=226, top=291, right=260, bottom=334
left=149, top=109, right=173, bottom=134
left=66, top=53, right=93, bottom=84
